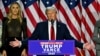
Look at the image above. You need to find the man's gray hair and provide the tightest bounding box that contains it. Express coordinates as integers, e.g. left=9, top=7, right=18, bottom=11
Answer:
left=45, top=7, right=57, bottom=14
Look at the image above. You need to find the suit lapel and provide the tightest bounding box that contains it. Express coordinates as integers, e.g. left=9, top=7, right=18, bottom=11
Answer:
left=45, top=21, right=49, bottom=40
left=56, top=21, right=61, bottom=40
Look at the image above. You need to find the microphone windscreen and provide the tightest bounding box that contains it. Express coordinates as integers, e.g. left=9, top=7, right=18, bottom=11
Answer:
left=51, top=20, right=54, bottom=25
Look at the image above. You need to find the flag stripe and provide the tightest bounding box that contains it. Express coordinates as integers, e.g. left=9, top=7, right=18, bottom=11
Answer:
left=59, top=6, right=81, bottom=41
left=33, top=2, right=47, bottom=21
left=25, top=8, right=37, bottom=27
left=85, top=8, right=96, bottom=25
left=27, top=27, right=32, bottom=37
left=89, top=2, right=99, bottom=21
left=59, top=1, right=82, bottom=56
left=92, top=1, right=98, bottom=13
left=71, top=9, right=81, bottom=26
left=0, top=10, right=3, bottom=19
left=82, top=17, right=93, bottom=37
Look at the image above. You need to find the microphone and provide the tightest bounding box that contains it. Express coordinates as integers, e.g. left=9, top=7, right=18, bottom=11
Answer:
left=51, top=19, right=54, bottom=25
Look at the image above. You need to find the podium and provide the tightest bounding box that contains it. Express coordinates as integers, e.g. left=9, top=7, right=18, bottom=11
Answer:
left=28, top=40, right=75, bottom=55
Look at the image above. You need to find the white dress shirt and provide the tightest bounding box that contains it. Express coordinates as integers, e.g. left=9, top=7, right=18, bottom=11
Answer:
left=48, top=20, right=57, bottom=40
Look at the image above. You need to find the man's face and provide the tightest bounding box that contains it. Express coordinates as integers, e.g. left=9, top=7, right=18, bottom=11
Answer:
left=46, top=9, right=57, bottom=21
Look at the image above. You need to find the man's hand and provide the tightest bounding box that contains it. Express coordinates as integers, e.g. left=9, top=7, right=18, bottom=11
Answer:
left=2, top=50, right=7, bottom=56
left=84, top=42, right=94, bottom=50
left=9, top=38, right=21, bottom=47
left=21, top=49, right=27, bottom=56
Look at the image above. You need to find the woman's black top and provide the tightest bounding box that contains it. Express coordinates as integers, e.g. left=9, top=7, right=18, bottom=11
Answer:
left=1, top=17, right=27, bottom=49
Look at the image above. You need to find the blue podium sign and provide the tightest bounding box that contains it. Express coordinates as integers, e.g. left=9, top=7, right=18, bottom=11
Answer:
left=28, top=40, right=75, bottom=55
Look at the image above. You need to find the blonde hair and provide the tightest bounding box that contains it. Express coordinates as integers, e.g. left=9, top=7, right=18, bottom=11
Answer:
left=7, top=2, right=22, bottom=23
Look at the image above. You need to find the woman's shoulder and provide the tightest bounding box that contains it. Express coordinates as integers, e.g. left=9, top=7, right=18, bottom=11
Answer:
left=22, top=18, right=27, bottom=24
left=2, top=17, right=9, bottom=22
left=22, top=18, right=26, bottom=22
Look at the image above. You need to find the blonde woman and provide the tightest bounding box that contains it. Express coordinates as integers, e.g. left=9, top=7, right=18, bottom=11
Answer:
left=1, top=2, right=27, bottom=56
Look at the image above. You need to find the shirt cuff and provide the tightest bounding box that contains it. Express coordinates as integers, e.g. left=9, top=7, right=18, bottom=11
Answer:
left=19, top=41, right=22, bottom=48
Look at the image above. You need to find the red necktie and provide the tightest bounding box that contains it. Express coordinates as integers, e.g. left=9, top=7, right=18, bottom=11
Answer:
left=51, top=25, right=55, bottom=40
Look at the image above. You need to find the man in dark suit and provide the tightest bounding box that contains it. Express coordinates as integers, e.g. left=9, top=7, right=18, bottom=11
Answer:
left=29, top=7, right=83, bottom=48
left=10, top=7, right=93, bottom=56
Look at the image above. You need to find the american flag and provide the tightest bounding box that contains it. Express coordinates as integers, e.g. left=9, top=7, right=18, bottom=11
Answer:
left=97, top=0, right=100, bottom=13
left=0, top=0, right=100, bottom=56
left=21, top=0, right=40, bottom=37
left=59, top=0, right=82, bottom=56
left=81, top=0, right=99, bottom=56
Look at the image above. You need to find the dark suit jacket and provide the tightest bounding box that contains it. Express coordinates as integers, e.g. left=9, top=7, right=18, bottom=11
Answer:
left=29, top=21, right=83, bottom=48
left=23, top=21, right=83, bottom=56
left=1, top=17, right=27, bottom=52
